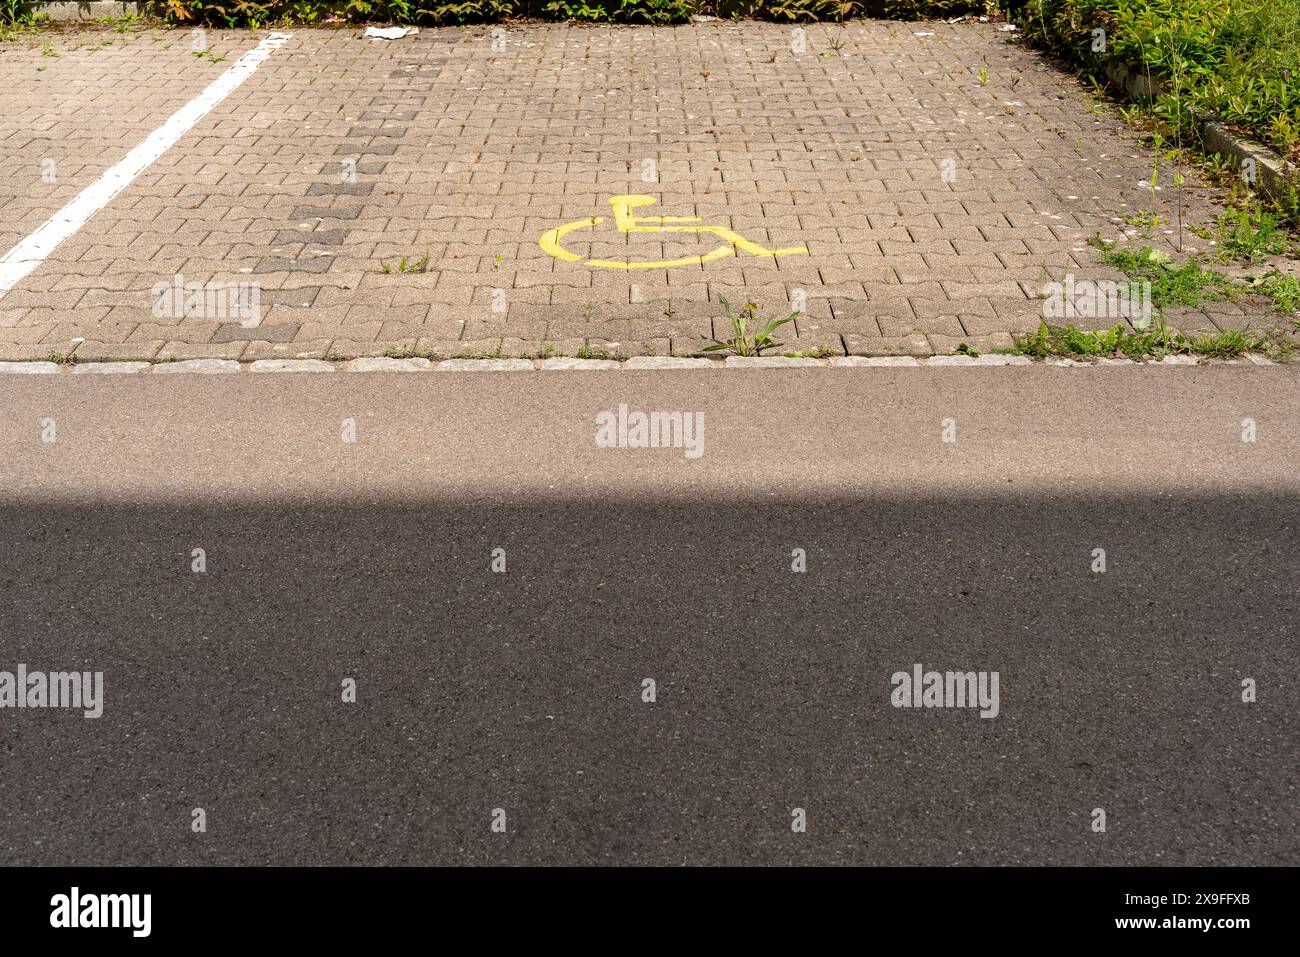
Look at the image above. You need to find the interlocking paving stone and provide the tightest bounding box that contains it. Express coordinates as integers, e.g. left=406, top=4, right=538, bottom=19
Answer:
left=1, top=23, right=1294, bottom=359
left=289, top=206, right=363, bottom=220
left=332, top=143, right=399, bottom=156
left=305, top=182, right=376, bottom=196
left=213, top=322, right=300, bottom=343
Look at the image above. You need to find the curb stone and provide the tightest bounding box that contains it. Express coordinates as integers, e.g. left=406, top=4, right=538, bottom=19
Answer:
left=148, top=359, right=242, bottom=374
left=830, top=356, right=920, bottom=367
left=623, top=357, right=717, bottom=370
left=342, top=357, right=433, bottom=372
left=0, top=354, right=1283, bottom=374
left=540, top=358, right=622, bottom=370
left=724, top=356, right=825, bottom=368
left=927, top=354, right=1032, bottom=366
left=248, top=359, right=337, bottom=373
left=0, top=361, right=60, bottom=375
left=436, top=359, right=535, bottom=372
left=71, top=362, right=152, bottom=375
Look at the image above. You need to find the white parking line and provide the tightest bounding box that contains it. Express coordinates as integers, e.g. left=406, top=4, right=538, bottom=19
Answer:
left=0, top=32, right=293, bottom=297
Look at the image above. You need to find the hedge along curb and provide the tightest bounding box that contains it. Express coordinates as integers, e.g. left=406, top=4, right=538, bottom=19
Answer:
left=1100, top=59, right=1298, bottom=206
left=29, top=1, right=150, bottom=19
left=0, top=354, right=1279, bottom=374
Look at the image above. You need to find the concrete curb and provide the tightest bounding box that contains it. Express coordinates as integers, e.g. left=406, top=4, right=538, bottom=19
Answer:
left=1101, top=61, right=1297, bottom=205
left=0, top=353, right=1279, bottom=374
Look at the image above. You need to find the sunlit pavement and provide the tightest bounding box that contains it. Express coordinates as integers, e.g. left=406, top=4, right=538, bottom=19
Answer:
left=2, top=23, right=1291, bottom=363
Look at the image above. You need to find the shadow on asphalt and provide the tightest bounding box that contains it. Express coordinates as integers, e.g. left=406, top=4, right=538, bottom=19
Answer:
left=1, top=494, right=1295, bottom=866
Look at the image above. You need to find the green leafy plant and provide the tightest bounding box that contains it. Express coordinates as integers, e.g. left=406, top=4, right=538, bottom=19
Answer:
left=704, top=296, right=799, bottom=356
left=1, top=0, right=31, bottom=25
left=543, top=0, right=611, bottom=19
left=1020, top=0, right=1300, bottom=166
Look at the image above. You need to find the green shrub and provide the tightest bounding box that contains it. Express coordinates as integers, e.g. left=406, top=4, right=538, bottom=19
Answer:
left=1019, top=0, right=1300, bottom=162
left=750, top=0, right=860, bottom=21
left=158, top=0, right=990, bottom=24
left=544, top=0, right=613, bottom=19
left=543, top=0, right=692, bottom=23
left=878, top=0, right=980, bottom=16
left=161, top=0, right=520, bottom=26
left=737, top=0, right=984, bottom=19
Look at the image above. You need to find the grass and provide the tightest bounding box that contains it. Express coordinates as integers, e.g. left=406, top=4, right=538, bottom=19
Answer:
left=782, top=345, right=838, bottom=358
left=1256, top=274, right=1300, bottom=318
left=1197, top=207, right=1293, bottom=263
left=37, top=348, right=77, bottom=365
left=1028, top=237, right=1299, bottom=358
left=1092, top=234, right=1300, bottom=321
left=1089, top=240, right=1235, bottom=309
left=380, top=251, right=430, bottom=274
left=1015, top=318, right=1267, bottom=359
left=381, top=345, right=424, bottom=359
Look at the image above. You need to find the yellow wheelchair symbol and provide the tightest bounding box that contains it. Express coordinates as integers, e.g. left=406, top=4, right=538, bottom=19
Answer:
left=538, top=194, right=808, bottom=270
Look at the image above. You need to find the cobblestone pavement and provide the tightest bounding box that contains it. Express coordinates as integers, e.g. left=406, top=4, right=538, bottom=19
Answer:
left=0, top=21, right=1291, bottom=361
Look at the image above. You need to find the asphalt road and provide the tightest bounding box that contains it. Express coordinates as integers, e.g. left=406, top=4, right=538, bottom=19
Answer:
left=0, top=365, right=1296, bottom=865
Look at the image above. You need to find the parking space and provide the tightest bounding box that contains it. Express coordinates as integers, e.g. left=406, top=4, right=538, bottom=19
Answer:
left=0, top=28, right=241, bottom=259
left=0, top=21, right=1285, bottom=361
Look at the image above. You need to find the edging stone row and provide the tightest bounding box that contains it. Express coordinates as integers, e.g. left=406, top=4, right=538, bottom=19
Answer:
left=0, top=354, right=1280, bottom=374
